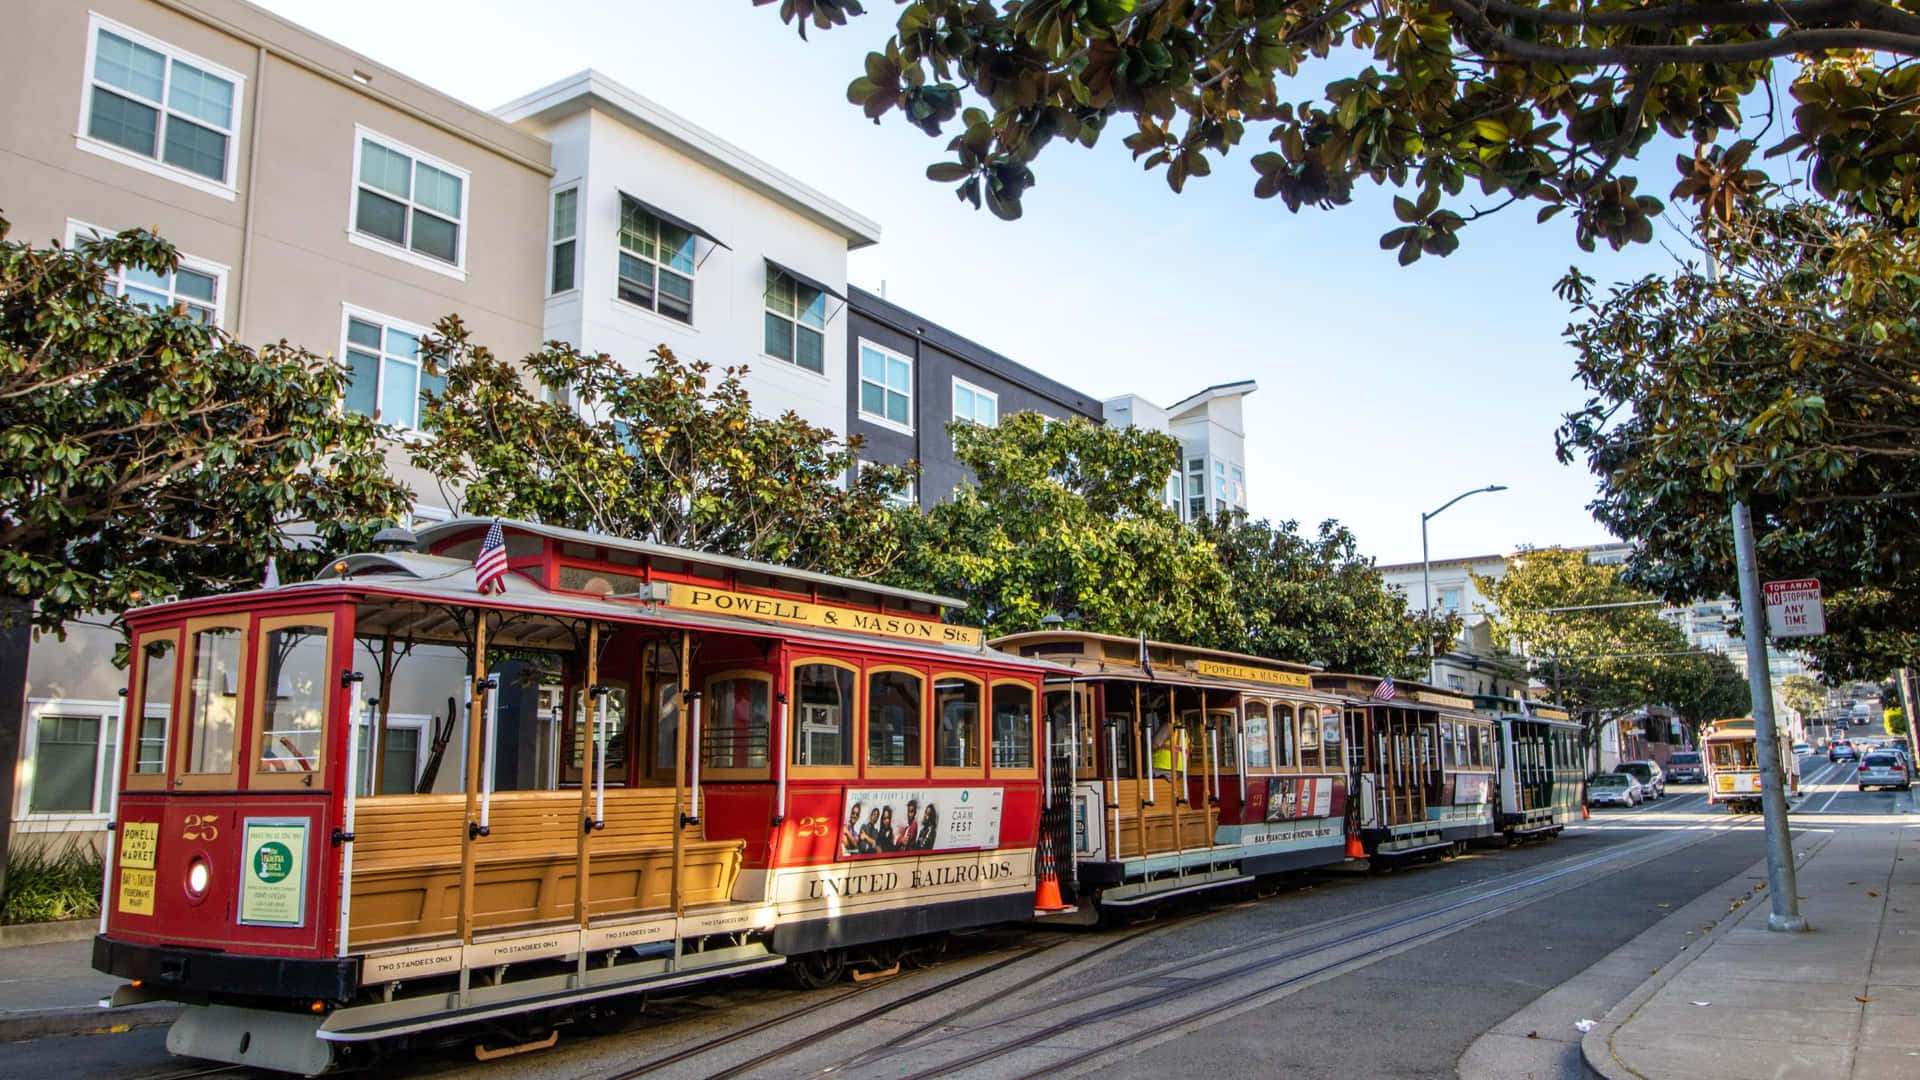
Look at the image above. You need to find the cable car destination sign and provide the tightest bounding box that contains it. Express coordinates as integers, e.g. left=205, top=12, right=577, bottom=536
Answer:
left=1763, top=578, right=1825, bottom=638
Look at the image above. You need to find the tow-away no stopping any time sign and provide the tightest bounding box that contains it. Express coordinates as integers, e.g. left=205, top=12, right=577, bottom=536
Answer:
left=1763, top=578, right=1825, bottom=638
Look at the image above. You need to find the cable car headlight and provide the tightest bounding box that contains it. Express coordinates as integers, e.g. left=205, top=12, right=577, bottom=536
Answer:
left=185, top=857, right=211, bottom=899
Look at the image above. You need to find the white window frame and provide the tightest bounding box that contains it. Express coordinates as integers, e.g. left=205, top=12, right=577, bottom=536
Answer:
left=67, top=219, right=230, bottom=328
left=14, top=698, right=120, bottom=828
left=1213, top=460, right=1229, bottom=514
left=75, top=13, right=244, bottom=201
left=951, top=377, right=1000, bottom=429
left=346, top=125, right=470, bottom=281
left=548, top=181, right=579, bottom=296
left=339, top=304, right=435, bottom=432
left=354, top=711, right=431, bottom=796
left=1231, top=464, right=1246, bottom=507
left=857, top=339, right=915, bottom=434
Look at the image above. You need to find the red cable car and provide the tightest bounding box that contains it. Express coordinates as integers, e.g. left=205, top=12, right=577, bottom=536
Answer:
left=92, top=519, right=1059, bottom=1073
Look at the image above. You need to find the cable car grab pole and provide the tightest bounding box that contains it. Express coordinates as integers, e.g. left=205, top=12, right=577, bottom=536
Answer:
left=1732, top=500, right=1805, bottom=931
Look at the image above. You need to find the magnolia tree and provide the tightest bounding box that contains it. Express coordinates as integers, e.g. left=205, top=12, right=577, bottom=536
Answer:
left=411, top=322, right=915, bottom=579
left=0, top=219, right=409, bottom=888
left=759, top=1, right=1920, bottom=258
left=892, top=412, right=1242, bottom=642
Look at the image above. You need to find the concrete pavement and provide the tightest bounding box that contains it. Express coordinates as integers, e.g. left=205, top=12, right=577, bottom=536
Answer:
left=0, top=933, right=177, bottom=1044
left=1581, top=815, right=1920, bottom=1079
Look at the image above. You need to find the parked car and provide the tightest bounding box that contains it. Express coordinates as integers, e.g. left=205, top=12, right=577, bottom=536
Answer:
left=1615, top=760, right=1666, bottom=799
left=1588, top=772, right=1644, bottom=807
left=1666, top=750, right=1706, bottom=784
left=1830, top=740, right=1859, bottom=763
left=1858, top=752, right=1912, bottom=791
left=1792, top=741, right=1812, bottom=756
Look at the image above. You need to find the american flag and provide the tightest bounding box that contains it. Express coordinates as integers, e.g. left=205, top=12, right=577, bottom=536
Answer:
left=474, top=521, right=509, bottom=595
left=1372, top=675, right=1397, bottom=701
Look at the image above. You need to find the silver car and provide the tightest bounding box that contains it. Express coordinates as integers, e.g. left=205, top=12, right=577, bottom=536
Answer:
left=1588, top=772, right=1644, bottom=807
left=1857, top=752, right=1912, bottom=791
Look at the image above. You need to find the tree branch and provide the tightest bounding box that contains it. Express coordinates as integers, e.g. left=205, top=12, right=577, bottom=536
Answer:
left=1435, top=0, right=1920, bottom=61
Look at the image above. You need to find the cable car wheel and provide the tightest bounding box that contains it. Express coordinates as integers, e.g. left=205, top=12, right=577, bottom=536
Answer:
left=787, top=949, right=847, bottom=989
left=901, top=933, right=950, bottom=969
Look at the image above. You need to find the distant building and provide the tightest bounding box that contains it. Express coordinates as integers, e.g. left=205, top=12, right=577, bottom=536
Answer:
left=844, top=287, right=1105, bottom=507
left=1104, top=383, right=1256, bottom=522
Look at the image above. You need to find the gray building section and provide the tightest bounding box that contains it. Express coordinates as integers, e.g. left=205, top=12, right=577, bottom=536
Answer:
left=845, top=286, right=1104, bottom=506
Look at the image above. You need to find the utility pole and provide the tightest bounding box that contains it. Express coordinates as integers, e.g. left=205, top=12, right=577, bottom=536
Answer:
left=1731, top=500, right=1805, bottom=931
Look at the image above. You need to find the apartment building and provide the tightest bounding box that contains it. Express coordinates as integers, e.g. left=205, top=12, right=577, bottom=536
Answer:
left=1103, top=383, right=1256, bottom=522
left=846, top=286, right=1106, bottom=506
left=3, top=0, right=550, bottom=844
left=496, top=71, right=882, bottom=435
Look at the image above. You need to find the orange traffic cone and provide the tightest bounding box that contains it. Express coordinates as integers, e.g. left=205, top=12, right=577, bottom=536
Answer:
left=1581, top=803, right=1590, bottom=820
left=1344, top=831, right=1365, bottom=859
left=1034, top=834, right=1069, bottom=912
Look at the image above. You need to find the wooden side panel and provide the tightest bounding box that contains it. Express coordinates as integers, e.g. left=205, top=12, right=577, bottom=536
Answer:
left=348, top=790, right=742, bottom=948
left=1108, top=778, right=1218, bottom=859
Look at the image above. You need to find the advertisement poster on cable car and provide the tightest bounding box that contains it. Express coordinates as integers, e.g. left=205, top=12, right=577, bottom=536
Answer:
left=1453, top=773, right=1491, bottom=805
left=1264, top=776, right=1337, bottom=822
left=839, top=787, right=1004, bottom=858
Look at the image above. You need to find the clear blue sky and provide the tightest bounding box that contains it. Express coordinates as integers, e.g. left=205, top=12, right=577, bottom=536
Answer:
left=255, top=0, right=1691, bottom=565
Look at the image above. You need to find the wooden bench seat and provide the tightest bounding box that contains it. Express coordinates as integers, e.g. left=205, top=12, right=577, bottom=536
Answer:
left=349, top=789, right=743, bottom=948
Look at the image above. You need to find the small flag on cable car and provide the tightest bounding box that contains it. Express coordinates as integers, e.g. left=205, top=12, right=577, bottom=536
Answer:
left=1372, top=675, right=1397, bottom=701
left=474, top=520, right=509, bottom=595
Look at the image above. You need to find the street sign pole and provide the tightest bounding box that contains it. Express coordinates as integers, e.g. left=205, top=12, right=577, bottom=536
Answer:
left=1731, top=500, right=1805, bottom=931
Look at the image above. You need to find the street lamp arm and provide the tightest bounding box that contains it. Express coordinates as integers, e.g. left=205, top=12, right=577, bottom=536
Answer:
left=1423, top=484, right=1510, bottom=522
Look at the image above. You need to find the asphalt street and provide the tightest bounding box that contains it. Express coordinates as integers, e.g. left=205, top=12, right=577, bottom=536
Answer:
left=6, top=771, right=1911, bottom=1080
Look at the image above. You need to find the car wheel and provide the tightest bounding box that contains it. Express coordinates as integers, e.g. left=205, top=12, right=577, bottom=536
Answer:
left=1859, top=784, right=1867, bottom=791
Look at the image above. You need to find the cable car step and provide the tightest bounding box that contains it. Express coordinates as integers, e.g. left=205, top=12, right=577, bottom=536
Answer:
left=1101, top=871, right=1252, bottom=907
left=319, top=945, right=783, bottom=1042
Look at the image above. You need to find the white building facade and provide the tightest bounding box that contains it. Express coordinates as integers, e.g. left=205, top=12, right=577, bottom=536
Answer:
left=496, top=72, right=882, bottom=434
left=1103, top=381, right=1256, bottom=521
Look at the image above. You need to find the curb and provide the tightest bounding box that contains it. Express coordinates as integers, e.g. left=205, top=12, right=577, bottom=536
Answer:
left=0, top=1003, right=180, bottom=1045
left=0, top=920, right=99, bottom=948
left=1578, top=831, right=1832, bottom=1079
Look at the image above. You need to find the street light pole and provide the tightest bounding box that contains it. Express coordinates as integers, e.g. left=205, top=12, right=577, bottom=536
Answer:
left=1421, top=484, right=1508, bottom=684
left=1731, top=499, right=1805, bottom=932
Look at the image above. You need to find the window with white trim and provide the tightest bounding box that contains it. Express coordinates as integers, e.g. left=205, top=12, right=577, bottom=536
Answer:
left=69, top=221, right=226, bottom=326
left=617, top=197, right=694, bottom=323
left=1231, top=465, right=1246, bottom=507
left=355, top=713, right=429, bottom=796
left=549, top=187, right=577, bottom=294
left=1213, top=460, right=1229, bottom=514
left=764, top=267, right=827, bottom=372
left=952, top=378, right=999, bottom=428
left=78, top=15, right=241, bottom=191
left=858, top=341, right=913, bottom=430
left=1186, top=457, right=1206, bottom=520
left=352, top=129, right=467, bottom=268
left=342, top=308, right=441, bottom=430
left=21, top=701, right=118, bottom=819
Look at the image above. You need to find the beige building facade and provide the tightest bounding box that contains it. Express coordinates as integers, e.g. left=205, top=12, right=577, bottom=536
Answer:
left=3, top=0, right=551, bottom=845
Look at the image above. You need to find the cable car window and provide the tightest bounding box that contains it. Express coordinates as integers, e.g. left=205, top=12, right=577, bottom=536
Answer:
left=868, top=669, right=923, bottom=769
left=933, top=677, right=982, bottom=769
left=1209, top=711, right=1238, bottom=769
left=1298, top=706, right=1321, bottom=769
left=1440, top=720, right=1456, bottom=766
left=257, top=622, right=328, bottom=776
left=991, top=683, right=1034, bottom=769
left=793, top=662, right=855, bottom=767
left=704, top=675, right=770, bottom=771
left=182, top=624, right=243, bottom=777
left=133, top=635, right=176, bottom=777
left=1104, top=710, right=1137, bottom=777
left=1243, top=702, right=1271, bottom=769
left=1272, top=703, right=1295, bottom=768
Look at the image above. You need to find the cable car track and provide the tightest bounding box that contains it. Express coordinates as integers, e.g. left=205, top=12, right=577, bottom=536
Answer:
left=832, top=817, right=1742, bottom=1080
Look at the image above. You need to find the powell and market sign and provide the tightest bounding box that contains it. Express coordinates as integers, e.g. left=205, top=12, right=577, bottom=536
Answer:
left=660, top=584, right=984, bottom=649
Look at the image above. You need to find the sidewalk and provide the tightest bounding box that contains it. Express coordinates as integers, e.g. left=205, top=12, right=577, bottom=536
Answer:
left=0, top=932, right=177, bottom=1044
left=1583, top=818, right=1920, bottom=1079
